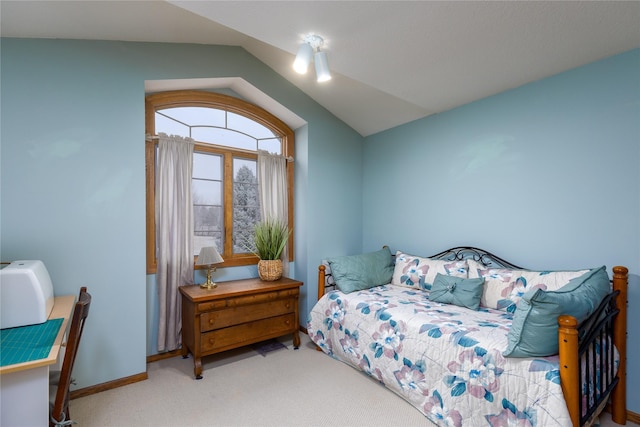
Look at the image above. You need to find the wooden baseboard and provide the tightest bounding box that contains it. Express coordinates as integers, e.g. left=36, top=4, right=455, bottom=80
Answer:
left=627, top=410, right=640, bottom=424
left=70, top=371, right=147, bottom=400
left=70, top=349, right=182, bottom=400
left=605, top=403, right=640, bottom=425
left=146, top=348, right=183, bottom=363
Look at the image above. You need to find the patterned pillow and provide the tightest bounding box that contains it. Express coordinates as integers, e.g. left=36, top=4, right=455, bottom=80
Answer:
left=391, top=251, right=468, bottom=291
left=467, top=259, right=590, bottom=313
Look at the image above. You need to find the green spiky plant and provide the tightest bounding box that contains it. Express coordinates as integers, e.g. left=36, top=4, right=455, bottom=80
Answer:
left=252, top=218, right=291, bottom=260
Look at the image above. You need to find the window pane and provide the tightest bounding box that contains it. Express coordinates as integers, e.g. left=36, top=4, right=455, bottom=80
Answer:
left=228, top=112, right=276, bottom=139
left=232, top=158, right=260, bottom=253
left=192, top=127, right=256, bottom=151
left=193, top=152, right=223, bottom=257
left=156, top=107, right=282, bottom=154
left=193, top=206, right=222, bottom=256
left=234, top=158, right=256, bottom=181
left=193, top=180, right=221, bottom=205
left=258, top=137, right=282, bottom=155
left=155, top=113, right=189, bottom=138
left=161, top=107, right=225, bottom=128
left=193, top=152, right=221, bottom=180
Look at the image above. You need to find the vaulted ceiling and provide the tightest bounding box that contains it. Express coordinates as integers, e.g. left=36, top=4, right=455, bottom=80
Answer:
left=2, top=1, right=639, bottom=136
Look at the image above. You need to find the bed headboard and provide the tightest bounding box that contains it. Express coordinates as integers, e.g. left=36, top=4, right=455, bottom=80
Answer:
left=428, top=246, right=524, bottom=269
left=318, top=246, right=525, bottom=300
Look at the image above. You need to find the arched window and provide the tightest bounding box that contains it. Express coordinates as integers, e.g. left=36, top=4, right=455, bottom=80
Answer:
left=145, top=91, right=294, bottom=273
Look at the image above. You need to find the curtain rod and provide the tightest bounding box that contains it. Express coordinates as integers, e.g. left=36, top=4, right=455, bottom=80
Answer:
left=147, top=134, right=293, bottom=162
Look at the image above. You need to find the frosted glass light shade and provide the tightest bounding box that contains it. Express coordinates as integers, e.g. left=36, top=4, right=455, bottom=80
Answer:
left=293, top=42, right=313, bottom=74
left=314, top=51, right=332, bottom=82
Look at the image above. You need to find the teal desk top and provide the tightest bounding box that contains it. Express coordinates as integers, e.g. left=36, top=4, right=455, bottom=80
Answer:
left=0, top=318, right=64, bottom=367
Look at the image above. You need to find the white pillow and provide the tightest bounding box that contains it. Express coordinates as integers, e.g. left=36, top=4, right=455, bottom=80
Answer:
left=467, top=259, right=589, bottom=312
left=391, top=251, right=468, bottom=290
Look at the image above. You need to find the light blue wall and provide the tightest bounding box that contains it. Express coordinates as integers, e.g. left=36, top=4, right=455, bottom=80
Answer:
left=1, top=38, right=363, bottom=388
left=362, top=49, right=640, bottom=413
left=303, top=111, right=365, bottom=316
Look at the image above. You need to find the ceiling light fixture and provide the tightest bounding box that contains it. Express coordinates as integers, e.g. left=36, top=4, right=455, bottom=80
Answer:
left=293, top=34, right=332, bottom=83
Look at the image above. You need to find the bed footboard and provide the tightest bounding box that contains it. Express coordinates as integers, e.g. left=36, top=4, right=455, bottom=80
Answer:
left=559, top=265, right=628, bottom=426
left=612, top=266, right=628, bottom=424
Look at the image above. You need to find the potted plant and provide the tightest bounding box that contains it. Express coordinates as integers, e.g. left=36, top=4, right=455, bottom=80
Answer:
left=251, top=218, right=291, bottom=281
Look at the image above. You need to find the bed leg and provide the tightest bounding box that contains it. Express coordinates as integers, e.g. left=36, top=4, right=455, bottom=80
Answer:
left=612, top=266, right=628, bottom=425
left=558, top=315, right=580, bottom=427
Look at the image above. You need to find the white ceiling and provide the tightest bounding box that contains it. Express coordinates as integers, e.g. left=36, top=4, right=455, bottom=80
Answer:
left=2, top=1, right=639, bottom=136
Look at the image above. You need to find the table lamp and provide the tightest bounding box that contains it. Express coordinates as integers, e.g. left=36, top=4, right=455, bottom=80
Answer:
left=196, top=246, right=224, bottom=289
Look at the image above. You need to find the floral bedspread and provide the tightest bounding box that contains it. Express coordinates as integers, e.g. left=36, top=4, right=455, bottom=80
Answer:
left=307, top=285, right=572, bottom=426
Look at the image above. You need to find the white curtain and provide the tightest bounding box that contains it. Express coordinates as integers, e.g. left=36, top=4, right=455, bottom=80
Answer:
left=257, top=150, right=289, bottom=277
left=156, top=135, right=194, bottom=352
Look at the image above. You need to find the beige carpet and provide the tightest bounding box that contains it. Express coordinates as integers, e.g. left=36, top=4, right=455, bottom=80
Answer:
left=70, top=334, right=631, bottom=427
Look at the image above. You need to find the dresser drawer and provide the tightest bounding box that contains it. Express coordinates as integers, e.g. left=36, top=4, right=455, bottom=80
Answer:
left=201, top=313, right=295, bottom=353
left=196, top=289, right=298, bottom=312
left=200, top=298, right=295, bottom=332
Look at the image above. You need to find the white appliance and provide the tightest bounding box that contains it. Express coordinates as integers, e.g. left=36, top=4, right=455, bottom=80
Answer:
left=0, top=260, right=54, bottom=329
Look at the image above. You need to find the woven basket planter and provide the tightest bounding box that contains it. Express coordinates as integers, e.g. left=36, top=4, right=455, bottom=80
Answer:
left=258, top=259, right=283, bottom=281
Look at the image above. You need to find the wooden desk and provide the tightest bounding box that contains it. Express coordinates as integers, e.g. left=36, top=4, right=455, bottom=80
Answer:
left=0, top=295, right=75, bottom=427
left=180, top=277, right=303, bottom=379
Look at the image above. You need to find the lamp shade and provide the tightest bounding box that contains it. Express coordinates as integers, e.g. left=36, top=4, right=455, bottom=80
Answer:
left=314, top=51, right=332, bottom=82
left=293, top=42, right=313, bottom=74
left=196, top=246, right=224, bottom=266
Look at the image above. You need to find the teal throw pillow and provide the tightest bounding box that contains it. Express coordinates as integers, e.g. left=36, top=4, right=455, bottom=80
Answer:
left=503, top=266, right=610, bottom=357
left=429, top=273, right=485, bottom=310
left=327, top=247, right=394, bottom=294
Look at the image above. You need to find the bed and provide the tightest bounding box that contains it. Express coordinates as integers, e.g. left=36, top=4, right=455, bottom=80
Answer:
left=306, top=247, right=628, bottom=426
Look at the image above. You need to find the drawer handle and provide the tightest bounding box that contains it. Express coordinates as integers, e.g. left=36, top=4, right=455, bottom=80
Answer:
left=285, top=320, right=290, bottom=325
left=209, top=319, right=215, bottom=325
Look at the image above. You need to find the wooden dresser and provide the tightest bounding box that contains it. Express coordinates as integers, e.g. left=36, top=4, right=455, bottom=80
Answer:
left=179, top=277, right=303, bottom=379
